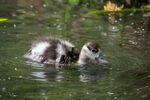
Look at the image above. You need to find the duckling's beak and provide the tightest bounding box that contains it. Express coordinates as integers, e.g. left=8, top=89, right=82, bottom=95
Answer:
left=95, top=53, right=109, bottom=65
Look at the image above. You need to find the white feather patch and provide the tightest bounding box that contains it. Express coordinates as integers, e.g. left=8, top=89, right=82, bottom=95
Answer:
left=24, top=42, right=50, bottom=62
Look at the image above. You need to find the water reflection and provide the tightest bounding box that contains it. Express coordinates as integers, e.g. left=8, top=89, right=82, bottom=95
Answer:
left=78, top=65, right=108, bottom=83
left=120, top=13, right=150, bottom=51
left=27, top=60, right=108, bottom=83
left=31, top=70, right=65, bottom=82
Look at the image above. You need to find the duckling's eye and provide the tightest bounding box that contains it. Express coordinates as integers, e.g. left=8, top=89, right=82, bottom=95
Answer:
left=92, top=49, right=98, bottom=53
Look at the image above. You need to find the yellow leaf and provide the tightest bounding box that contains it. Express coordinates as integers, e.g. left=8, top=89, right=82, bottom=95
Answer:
left=103, top=1, right=124, bottom=12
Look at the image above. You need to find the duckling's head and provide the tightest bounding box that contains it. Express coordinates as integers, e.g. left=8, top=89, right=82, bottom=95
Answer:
left=77, top=42, right=108, bottom=66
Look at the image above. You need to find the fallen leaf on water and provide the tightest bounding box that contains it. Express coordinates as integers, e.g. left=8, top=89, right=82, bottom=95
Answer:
left=0, top=18, right=8, bottom=22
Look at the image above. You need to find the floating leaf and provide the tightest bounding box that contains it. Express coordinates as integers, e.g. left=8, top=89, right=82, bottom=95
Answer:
left=0, top=18, right=8, bottom=22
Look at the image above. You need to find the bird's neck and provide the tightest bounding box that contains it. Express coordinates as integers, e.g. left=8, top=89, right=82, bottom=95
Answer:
left=77, top=46, right=88, bottom=65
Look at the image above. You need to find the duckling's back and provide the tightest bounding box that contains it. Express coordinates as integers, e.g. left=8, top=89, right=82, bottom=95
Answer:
left=24, top=37, right=75, bottom=65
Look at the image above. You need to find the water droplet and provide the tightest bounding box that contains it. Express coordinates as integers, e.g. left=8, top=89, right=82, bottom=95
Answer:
left=12, top=13, right=17, bottom=17
left=114, top=96, right=117, bottom=99
left=44, top=96, right=48, bottom=100
left=103, top=32, right=107, bottom=36
left=129, top=40, right=137, bottom=45
left=13, top=94, right=17, bottom=97
left=119, top=18, right=122, bottom=21
left=123, top=92, right=127, bottom=95
left=46, top=27, right=50, bottom=29
left=145, top=85, right=149, bottom=88
left=129, top=13, right=134, bottom=16
left=56, top=75, right=63, bottom=82
left=43, top=4, right=47, bottom=8
left=111, top=78, right=115, bottom=81
left=19, top=76, right=23, bottom=78
left=8, top=77, right=11, bottom=80
left=30, top=5, right=34, bottom=8
left=136, top=88, right=140, bottom=91
left=13, top=24, right=17, bottom=28
left=109, top=67, right=113, bottom=70
left=4, top=25, right=6, bottom=28
left=41, top=92, right=45, bottom=96
left=131, top=22, right=134, bottom=25
left=2, top=31, right=6, bottom=34
left=56, top=19, right=59, bottom=22
left=86, top=92, right=89, bottom=95
left=54, top=12, right=57, bottom=14
left=134, top=31, right=137, bottom=33
left=57, top=25, right=61, bottom=28
left=53, top=23, right=57, bottom=26
left=72, top=14, right=77, bottom=17
left=107, top=92, right=114, bottom=95
left=141, top=95, right=147, bottom=98
left=14, top=68, right=18, bottom=71
left=69, top=93, right=72, bottom=96
left=81, top=17, right=86, bottom=21
left=58, top=28, right=62, bottom=31
left=2, top=87, right=6, bottom=92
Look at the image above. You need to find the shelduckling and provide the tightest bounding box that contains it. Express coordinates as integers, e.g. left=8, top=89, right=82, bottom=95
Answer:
left=24, top=37, right=108, bottom=66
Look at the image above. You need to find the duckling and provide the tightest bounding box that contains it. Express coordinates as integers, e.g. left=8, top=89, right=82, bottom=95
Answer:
left=24, top=37, right=108, bottom=66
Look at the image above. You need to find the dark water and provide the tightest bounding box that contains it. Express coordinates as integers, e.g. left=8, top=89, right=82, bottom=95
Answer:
left=0, top=0, right=150, bottom=100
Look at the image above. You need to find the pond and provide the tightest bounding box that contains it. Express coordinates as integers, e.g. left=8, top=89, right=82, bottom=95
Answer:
left=0, top=0, right=150, bottom=100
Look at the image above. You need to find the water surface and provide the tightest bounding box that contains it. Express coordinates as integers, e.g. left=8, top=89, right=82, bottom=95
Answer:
left=0, top=1, right=150, bottom=100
